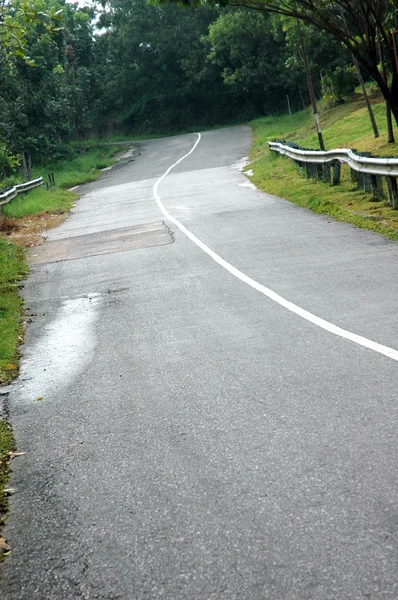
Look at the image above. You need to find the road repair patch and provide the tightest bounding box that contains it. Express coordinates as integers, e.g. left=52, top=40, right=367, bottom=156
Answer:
left=28, top=221, right=173, bottom=264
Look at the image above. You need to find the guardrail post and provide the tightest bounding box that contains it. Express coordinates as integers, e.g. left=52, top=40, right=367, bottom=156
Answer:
left=316, top=164, right=323, bottom=180
left=370, top=174, right=384, bottom=201
left=387, top=176, right=398, bottom=208
left=357, top=171, right=372, bottom=193
left=332, top=161, right=341, bottom=185
left=323, top=165, right=331, bottom=184
left=268, top=141, right=398, bottom=205
left=356, top=152, right=372, bottom=193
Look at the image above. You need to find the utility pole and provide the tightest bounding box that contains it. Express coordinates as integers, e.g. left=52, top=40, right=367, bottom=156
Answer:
left=296, top=17, right=325, bottom=151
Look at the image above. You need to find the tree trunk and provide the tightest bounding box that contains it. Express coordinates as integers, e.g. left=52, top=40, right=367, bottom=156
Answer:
left=299, top=89, right=306, bottom=110
left=296, top=18, right=325, bottom=151
left=339, top=9, right=378, bottom=137
left=351, top=57, right=379, bottom=137
left=386, top=102, right=395, bottom=143
left=377, top=32, right=394, bottom=142
left=388, top=71, right=398, bottom=127
left=370, top=65, right=398, bottom=126
left=21, top=152, right=29, bottom=181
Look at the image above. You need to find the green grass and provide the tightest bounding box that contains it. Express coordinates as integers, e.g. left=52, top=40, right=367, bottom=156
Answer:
left=0, top=419, right=15, bottom=555
left=0, top=240, right=29, bottom=383
left=2, top=187, right=77, bottom=219
left=249, top=93, right=398, bottom=239
left=3, top=144, right=121, bottom=218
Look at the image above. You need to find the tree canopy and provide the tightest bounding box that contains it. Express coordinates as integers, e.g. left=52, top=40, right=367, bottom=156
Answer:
left=0, top=0, right=394, bottom=181
left=159, top=0, right=398, bottom=123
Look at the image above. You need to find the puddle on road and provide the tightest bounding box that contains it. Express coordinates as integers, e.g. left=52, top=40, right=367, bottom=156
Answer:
left=17, top=295, right=100, bottom=404
left=231, top=155, right=250, bottom=172
left=231, top=156, right=258, bottom=189
left=239, top=181, right=257, bottom=190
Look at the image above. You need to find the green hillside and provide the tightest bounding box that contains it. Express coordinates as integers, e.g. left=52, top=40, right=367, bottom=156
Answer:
left=249, top=94, right=398, bottom=240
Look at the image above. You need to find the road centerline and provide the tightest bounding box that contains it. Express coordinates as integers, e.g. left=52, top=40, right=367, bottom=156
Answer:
left=153, top=132, right=398, bottom=363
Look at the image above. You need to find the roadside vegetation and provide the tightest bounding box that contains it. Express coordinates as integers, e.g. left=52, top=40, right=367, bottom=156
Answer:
left=249, top=92, right=398, bottom=241
left=0, top=236, right=26, bottom=552
left=0, top=420, right=15, bottom=559
left=2, top=144, right=121, bottom=219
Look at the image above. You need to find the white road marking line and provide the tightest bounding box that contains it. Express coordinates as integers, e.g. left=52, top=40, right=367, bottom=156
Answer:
left=153, top=133, right=398, bottom=362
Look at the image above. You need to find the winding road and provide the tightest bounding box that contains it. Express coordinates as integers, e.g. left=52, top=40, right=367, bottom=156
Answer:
left=2, top=126, right=398, bottom=599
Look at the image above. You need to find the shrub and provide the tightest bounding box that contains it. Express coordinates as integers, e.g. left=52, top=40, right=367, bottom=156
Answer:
left=322, top=66, right=357, bottom=106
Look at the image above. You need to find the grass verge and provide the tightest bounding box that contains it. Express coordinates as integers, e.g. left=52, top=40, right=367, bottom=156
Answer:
left=0, top=239, right=29, bottom=384
left=249, top=94, right=398, bottom=239
left=0, top=238, right=26, bottom=557
left=3, top=144, right=122, bottom=219
left=0, top=421, right=15, bottom=560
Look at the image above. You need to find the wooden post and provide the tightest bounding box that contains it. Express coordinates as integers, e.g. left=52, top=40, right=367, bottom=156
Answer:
left=22, top=152, right=29, bottom=181
left=27, top=153, right=32, bottom=181
left=299, top=90, right=306, bottom=110
left=287, top=94, right=292, bottom=115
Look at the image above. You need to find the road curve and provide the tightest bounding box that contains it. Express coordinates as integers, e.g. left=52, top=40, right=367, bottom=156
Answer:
left=2, top=126, right=398, bottom=599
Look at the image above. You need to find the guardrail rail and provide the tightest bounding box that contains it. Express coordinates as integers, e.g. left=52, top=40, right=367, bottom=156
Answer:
left=0, top=177, right=44, bottom=210
left=268, top=141, right=398, bottom=208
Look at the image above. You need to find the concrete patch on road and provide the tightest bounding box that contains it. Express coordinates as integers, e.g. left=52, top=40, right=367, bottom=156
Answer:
left=29, top=221, right=173, bottom=265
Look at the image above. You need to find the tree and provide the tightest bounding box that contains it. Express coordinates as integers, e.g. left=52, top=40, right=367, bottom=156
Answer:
left=0, top=0, right=63, bottom=68
left=94, top=0, right=258, bottom=134
left=160, top=0, right=398, bottom=125
left=63, top=4, right=97, bottom=140
left=204, top=10, right=288, bottom=114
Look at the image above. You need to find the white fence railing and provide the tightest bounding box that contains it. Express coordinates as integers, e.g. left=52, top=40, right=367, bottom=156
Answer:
left=268, top=142, right=398, bottom=207
left=0, top=177, right=44, bottom=209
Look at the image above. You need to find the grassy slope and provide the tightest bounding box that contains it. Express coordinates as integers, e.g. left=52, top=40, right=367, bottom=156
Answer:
left=249, top=95, right=398, bottom=241
left=0, top=241, right=29, bottom=383
left=0, top=239, right=27, bottom=551
left=3, top=145, right=120, bottom=219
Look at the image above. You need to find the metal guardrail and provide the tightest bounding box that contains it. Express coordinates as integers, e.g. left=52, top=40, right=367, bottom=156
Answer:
left=268, top=142, right=398, bottom=207
left=268, top=142, right=398, bottom=176
left=0, top=177, right=43, bottom=209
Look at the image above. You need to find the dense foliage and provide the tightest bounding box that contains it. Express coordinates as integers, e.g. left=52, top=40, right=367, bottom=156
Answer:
left=0, top=0, right=374, bottom=178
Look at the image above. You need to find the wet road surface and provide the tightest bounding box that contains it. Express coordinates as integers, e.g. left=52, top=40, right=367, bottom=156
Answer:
left=1, top=126, right=398, bottom=599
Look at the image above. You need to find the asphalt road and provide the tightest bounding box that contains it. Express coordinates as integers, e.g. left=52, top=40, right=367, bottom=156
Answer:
left=2, top=126, right=398, bottom=599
